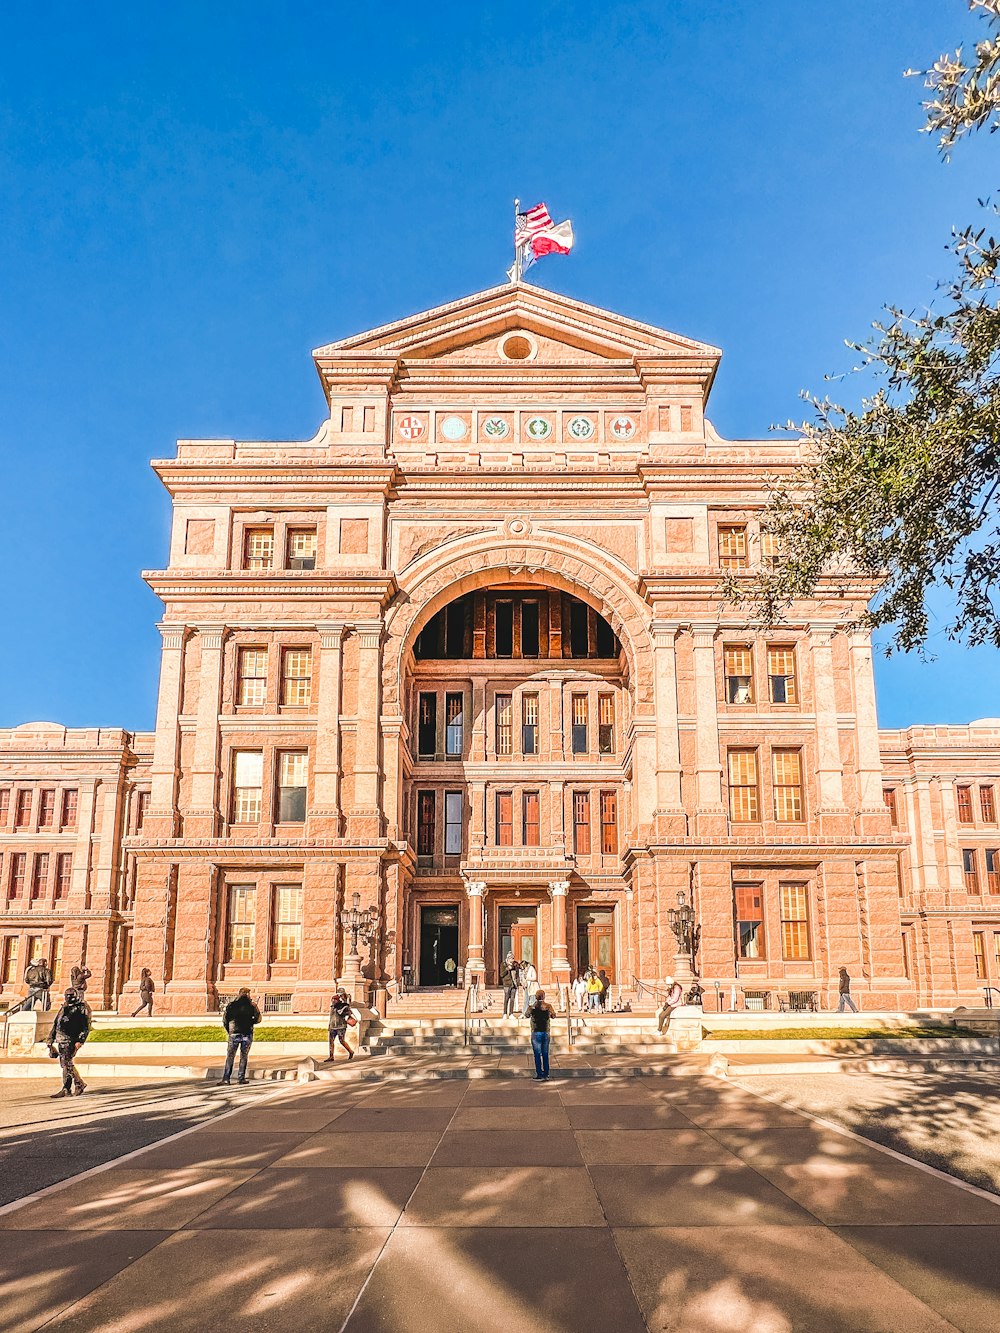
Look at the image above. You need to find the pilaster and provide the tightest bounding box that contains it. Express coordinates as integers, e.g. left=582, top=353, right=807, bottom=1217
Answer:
left=312, top=622, right=345, bottom=835
left=147, top=623, right=187, bottom=835
left=689, top=624, right=725, bottom=834
left=807, top=624, right=849, bottom=834
left=186, top=625, right=226, bottom=838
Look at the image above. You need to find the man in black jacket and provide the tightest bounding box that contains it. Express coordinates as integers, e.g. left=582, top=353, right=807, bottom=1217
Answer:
left=24, top=957, right=53, bottom=1011
left=46, top=989, right=91, bottom=1098
left=500, top=953, right=520, bottom=1016
left=221, top=988, right=261, bottom=1085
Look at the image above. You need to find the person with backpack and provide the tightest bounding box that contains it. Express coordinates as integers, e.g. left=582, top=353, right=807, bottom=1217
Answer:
left=131, top=968, right=155, bottom=1018
left=500, top=952, right=520, bottom=1016
left=325, top=988, right=355, bottom=1062
left=24, top=957, right=53, bottom=1011
left=46, top=988, right=91, bottom=1098
left=220, top=988, right=261, bottom=1085
left=527, top=988, right=555, bottom=1080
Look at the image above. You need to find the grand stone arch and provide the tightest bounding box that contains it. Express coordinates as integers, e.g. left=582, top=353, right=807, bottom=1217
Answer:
left=382, top=537, right=655, bottom=710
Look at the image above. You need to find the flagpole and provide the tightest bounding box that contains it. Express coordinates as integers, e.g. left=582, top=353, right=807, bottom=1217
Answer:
left=512, top=197, right=521, bottom=284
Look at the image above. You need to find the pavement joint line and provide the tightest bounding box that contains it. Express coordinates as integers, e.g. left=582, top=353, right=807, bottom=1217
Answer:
left=736, top=1076, right=1000, bottom=1207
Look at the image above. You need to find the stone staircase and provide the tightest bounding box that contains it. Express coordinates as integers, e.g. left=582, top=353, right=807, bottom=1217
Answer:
left=368, top=1011, right=668, bottom=1056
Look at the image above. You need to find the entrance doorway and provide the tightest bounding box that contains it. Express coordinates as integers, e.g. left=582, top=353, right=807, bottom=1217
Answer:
left=419, top=906, right=460, bottom=986
left=577, top=907, right=615, bottom=982
left=499, top=906, right=537, bottom=973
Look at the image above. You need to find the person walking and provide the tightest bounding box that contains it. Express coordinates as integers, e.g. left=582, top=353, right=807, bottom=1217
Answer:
left=220, top=988, right=261, bottom=1085
left=520, top=958, right=539, bottom=1017
left=657, top=975, right=684, bottom=1033
left=837, top=967, right=860, bottom=1013
left=46, top=988, right=91, bottom=1097
left=585, top=968, right=603, bottom=1012
left=597, top=969, right=611, bottom=1012
left=571, top=973, right=587, bottom=1012
left=500, top=952, right=519, bottom=1016
left=528, top=988, right=555, bottom=1080
left=24, top=956, right=53, bottom=1011
left=131, top=968, right=155, bottom=1018
left=326, top=988, right=355, bottom=1062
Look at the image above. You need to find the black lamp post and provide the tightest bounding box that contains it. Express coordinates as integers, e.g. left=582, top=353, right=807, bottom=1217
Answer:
left=340, top=892, right=376, bottom=1003
left=667, top=890, right=698, bottom=981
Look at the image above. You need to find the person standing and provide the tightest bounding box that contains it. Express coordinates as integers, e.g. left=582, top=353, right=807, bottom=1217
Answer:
left=24, top=956, right=53, bottom=1011
left=837, top=967, right=860, bottom=1013
left=46, top=988, right=91, bottom=1098
left=572, top=973, right=587, bottom=1012
left=220, top=988, right=261, bottom=1085
left=70, top=964, right=92, bottom=998
left=520, top=958, right=539, bottom=1017
left=528, top=988, right=555, bottom=1080
left=585, top=968, right=602, bottom=1012
left=131, top=969, right=155, bottom=1018
left=326, top=988, right=355, bottom=1062
left=597, top=969, right=611, bottom=1012
left=500, top=952, right=519, bottom=1016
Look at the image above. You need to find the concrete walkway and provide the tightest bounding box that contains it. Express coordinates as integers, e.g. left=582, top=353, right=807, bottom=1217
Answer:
left=3, top=1071, right=1000, bottom=1332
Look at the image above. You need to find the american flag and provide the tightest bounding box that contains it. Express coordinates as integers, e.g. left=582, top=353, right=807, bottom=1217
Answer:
left=515, top=201, right=554, bottom=252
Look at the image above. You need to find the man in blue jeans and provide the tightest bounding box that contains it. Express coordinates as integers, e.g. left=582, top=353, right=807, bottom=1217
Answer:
left=528, top=988, right=555, bottom=1080
left=220, top=988, right=261, bottom=1085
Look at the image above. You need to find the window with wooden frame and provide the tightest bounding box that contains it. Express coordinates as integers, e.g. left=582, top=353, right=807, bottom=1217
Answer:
left=772, top=749, right=804, bottom=822
left=520, top=599, right=540, bottom=657
left=232, top=751, right=264, bottom=823
left=281, top=648, right=312, bottom=706
left=723, top=645, right=754, bottom=704
left=974, top=930, right=987, bottom=980
left=568, top=599, right=589, bottom=657
left=523, top=791, right=540, bottom=846
left=981, top=785, right=997, bottom=824
left=759, top=529, right=781, bottom=568
left=237, top=648, right=268, bottom=706
left=766, top=645, right=798, bottom=705
left=901, top=931, right=912, bottom=979
left=418, top=693, right=437, bottom=757
left=598, top=694, right=615, bottom=754
left=599, top=790, right=618, bottom=854
left=573, top=790, right=591, bottom=855
left=883, top=787, right=899, bottom=828
left=271, top=885, right=303, bottom=963
left=987, top=848, right=1000, bottom=894
left=994, top=932, right=1000, bottom=977
left=9, top=853, right=26, bottom=898
left=445, top=693, right=464, bottom=757
left=135, top=791, right=150, bottom=832
left=277, top=752, right=308, bottom=823
left=0, top=789, right=8, bottom=827
left=495, top=694, right=513, bottom=757
left=244, top=527, right=275, bottom=570
left=60, top=789, right=78, bottom=831
left=38, top=790, right=56, bottom=829
left=496, top=791, right=513, bottom=846
left=963, top=848, right=980, bottom=893
left=286, top=528, right=317, bottom=570
left=571, top=694, right=588, bottom=754
left=718, top=524, right=748, bottom=571
left=50, top=935, right=63, bottom=982
left=779, top=882, right=811, bottom=960
left=225, top=885, right=255, bottom=962
left=14, top=790, right=31, bottom=829
left=417, top=791, right=435, bottom=857
left=30, top=854, right=49, bottom=900
left=727, top=749, right=759, bottom=822
left=444, top=791, right=463, bottom=855
left=1, top=936, right=18, bottom=983
left=957, top=785, right=974, bottom=824
left=494, top=599, right=514, bottom=657
left=734, top=883, right=765, bottom=959
left=522, top=693, right=539, bottom=755
left=55, top=853, right=72, bottom=900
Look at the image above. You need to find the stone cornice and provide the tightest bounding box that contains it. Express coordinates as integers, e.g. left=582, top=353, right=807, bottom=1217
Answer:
left=143, top=573, right=398, bottom=605
left=122, top=837, right=402, bottom=859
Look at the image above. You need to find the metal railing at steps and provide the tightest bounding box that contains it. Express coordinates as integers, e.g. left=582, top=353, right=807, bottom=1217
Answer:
left=463, top=980, right=491, bottom=1047
left=984, top=985, right=1000, bottom=1009
left=632, top=975, right=672, bottom=1008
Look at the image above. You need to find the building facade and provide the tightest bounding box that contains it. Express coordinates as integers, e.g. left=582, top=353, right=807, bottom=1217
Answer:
left=2, top=284, right=999, bottom=1013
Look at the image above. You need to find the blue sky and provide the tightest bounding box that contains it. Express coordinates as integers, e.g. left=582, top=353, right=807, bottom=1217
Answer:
left=1, top=1, right=996, bottom=730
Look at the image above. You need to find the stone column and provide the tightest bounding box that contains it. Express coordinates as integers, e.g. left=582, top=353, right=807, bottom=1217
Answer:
left=464, top=879, right=486, bottom=982
left=850, top=630, right=890, bottom=829
left=148, top=623, right=187, bottom=834
left=651, top=619, right=684, bottom=830
left=187, top=625, right=226, bottom=838
left=350, top=622, right=383, bottom=838
left=549, top=879, right=571, bottom=980
left=690, top=624, right=725, bottom=831
left=808, top=625, right=848, bottom=831
left=313, top=622, right=344, bottom=834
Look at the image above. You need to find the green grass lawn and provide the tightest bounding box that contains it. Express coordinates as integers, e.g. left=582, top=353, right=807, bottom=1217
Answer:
left=89, top=1026, right=327, bottom=1043
left=704, top=1025, right=981, bottom=1041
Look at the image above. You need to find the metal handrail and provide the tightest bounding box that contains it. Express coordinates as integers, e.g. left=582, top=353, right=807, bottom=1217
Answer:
left=632, top=974, right=673, bottom=1005
left=463, top=984, right=473, bottom=1047
left=984, top=985, right=1000, bottom=1009
left=562, top=983, right=575, bottom=1048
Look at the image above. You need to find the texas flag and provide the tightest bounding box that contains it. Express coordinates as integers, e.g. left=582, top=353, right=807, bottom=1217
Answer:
left=514, top=202, right=574, bottom=268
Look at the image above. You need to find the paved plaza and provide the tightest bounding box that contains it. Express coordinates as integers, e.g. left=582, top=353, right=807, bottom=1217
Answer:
left=3, top=1070, right=1000, bottom=1332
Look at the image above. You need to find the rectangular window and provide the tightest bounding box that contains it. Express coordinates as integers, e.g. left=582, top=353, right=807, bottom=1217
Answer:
left=718, top=524, right=748, bottom=571
left=30, top=853, right=49, bottom=900
left=772, top=749, right=804, bottom=822
left=735, top=883, right=765, bottom=959
left=766, top=645, right=798, bottom=704
left=596, top=616, right=617, bottom=658
left=225, top=886, right=256, bottom=963
left=569, top=599, right=589, bottom=657
left=237, top=648, right=268, bottom=706
left=958, top=786, right=974, bottom=824
left=0, top=789, right=8, bottom=827
left=759, top=530, right=781, bottom=568
left=981, top=786, right=997, bottom=824
left=418, top=693, right=437, bottom=757
left=974, top=931, right=987, bottom=980
left=232, top=750, right=264, bottom=823
left=38, top=790, right=56, bottom=829
left=523, top=791, right=540, bottom=846
left=598, top=694, right=614, bottom=755
left=417, top=791, right=435, bottom=857
left=728, top=749, right=759, bottom=822
left=286, top=528, right=317, bottom=570
left=445, top=599, right=466, bottom=657
left=60, top=789, right=78, bottom=831
left=573, top=790, right=591, bottom=855
left=244, top=527, right=274, bottom=570
left=779, top=882, right=810, bottom=960
left=724, top=645, right=754, bottom=704
left=995, top=932, right=1000, bottom=977
left=496, top=791, right=513, bottom=846
left=445, top=693, right=464, bottom=757
left=963, top=848, right=980, bottom=893
left=271, top=885, right=303, bottom=964
left=883, top=787, right=899, bottom=828
left=2, top=936, right=19, bottom=984
left=496, top=694, right=513, bottom=757
left=50, top=935, right=63, bottom=982
left=277, top=752, right=308, bottom=823
left=600, top=790, right=618, bottom=854
left=901, top=931, right=911, bottom=979
left=987, top=848, right=1000, bottom=894
left=136, top=791, right=150, bottom=832
left=520, top=600, right=540, bottom=657
left=444, top=791, right=463, bottom=855
left=55, top=853, right=72, bottom=900
left=571, top=694, right=588, bottom=754
left=9, top=853, right=26, bottom=898
left=14, top=790, right=31, bottom=829
left=495, top=600, right=514, bottom=656
left=281, top=648, right=312, bottom=706
left=522, top=693, right=539, bottom=755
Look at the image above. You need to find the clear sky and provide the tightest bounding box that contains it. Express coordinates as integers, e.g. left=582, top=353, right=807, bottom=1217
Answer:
left=1, top=1, right=996, bottom=731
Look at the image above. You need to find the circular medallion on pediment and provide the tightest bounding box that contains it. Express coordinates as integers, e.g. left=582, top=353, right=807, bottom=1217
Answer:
left=440, top=415, right=468, bottom=442
left=504, top=517, right=532, bottom=537
left=482, top=415, right=509, bottom=440
left=397, top=414, right=426, bottom=441
left=609, top=414, right=637, bottom=440
left=567, top=415, right=595, bottom=440
left=524, top=416, right=552, bottom=441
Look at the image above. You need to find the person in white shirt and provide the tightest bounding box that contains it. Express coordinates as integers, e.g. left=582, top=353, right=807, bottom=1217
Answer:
left=520, top=959, right=539, bottom=1017
left=571, top=973, right=587, bottom=1011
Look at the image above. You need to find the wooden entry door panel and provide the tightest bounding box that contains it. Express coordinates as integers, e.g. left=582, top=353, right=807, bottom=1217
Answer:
left=510, top=922, right=536, bottom=968
left=589, top=924, right=614, bottom=982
